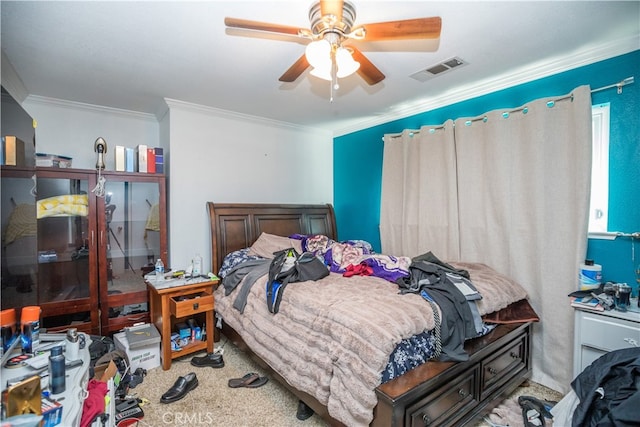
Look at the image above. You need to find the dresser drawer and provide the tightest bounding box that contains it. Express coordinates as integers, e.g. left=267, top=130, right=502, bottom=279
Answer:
left=481, top=336, right=526, bottom=399
left=407, top=368, right=478, bottom=427
left=578, top=312, right=640, bottom=352
left=170, top=293, right=214, bottom=318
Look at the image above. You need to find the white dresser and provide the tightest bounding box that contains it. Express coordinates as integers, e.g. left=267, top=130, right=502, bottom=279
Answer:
left=573, top=300, right=640, bottom=379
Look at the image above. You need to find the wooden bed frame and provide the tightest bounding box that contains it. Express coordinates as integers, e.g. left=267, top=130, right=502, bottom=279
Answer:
left=207, top=202, right=532, bottom=426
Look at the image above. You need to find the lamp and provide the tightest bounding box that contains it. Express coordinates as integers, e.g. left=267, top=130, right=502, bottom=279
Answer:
left=305, top=38, right=360, bottom=82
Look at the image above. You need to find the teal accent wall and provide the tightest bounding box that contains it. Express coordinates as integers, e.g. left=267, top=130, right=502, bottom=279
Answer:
left=334, top=50, right=639, bottom=291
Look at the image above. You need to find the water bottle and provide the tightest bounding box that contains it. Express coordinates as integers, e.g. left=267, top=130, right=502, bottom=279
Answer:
left=193, top=253, right=203, bottom=277
left=155, top=258, right=165, bottom=281
left=49, top=345, right=66, bottom=394
left=65, top=328, right=80, bottom=361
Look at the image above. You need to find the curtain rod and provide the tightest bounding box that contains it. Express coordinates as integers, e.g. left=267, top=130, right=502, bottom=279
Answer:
left=591, top=76, right=634, bottom=94
left=589, top=231, right=640, bottom=240
left=384, top=76, right=636, bottom=141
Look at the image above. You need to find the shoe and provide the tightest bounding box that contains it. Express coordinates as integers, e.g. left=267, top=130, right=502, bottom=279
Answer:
left=518, top=395, right=553, bottom=427
left=296, top=400, right=315, bottom=420
left=190, top=352, right=224, bottom=368
left=160, top=372, right=198, bottom=404
left=227, top=372, right=269, bottom=388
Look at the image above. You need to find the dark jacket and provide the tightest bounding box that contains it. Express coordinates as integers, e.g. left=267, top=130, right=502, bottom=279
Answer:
left=396, top=252, right=481, bottom=362
left=571, top=347, right=640, bottom=427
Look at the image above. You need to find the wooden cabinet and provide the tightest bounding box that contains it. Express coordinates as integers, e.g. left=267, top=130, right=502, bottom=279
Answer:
left=1, top=166, right=167, bottom=336
left=573, top=306, right=640, bottom=379
left=147, top=279, right=217, bottom=370
left=1, top=167, right=99, bottom=334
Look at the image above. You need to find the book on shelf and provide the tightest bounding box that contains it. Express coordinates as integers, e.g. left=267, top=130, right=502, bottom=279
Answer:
left=570, top=296, right=604, bottom=311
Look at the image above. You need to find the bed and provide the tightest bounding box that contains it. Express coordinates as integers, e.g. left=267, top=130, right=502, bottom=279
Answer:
left=207, top=202, right=536, bottom=426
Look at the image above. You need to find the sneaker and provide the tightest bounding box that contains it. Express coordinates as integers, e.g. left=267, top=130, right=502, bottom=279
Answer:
left=190, top=352, right=224, bottom=368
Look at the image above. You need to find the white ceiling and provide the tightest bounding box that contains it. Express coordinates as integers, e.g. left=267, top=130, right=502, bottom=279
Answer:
left=1, top=1, right=638, bottom=135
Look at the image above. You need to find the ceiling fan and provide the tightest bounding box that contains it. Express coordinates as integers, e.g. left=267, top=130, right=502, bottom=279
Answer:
left=224, top=0, right=442, bottom=89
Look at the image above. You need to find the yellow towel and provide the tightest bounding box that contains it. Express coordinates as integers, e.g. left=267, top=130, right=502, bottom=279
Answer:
left=37, top=194, right=89, bottom=219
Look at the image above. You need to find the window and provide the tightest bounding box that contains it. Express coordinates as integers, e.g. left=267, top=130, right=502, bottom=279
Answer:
left=588, top=103, right=610, bottom=234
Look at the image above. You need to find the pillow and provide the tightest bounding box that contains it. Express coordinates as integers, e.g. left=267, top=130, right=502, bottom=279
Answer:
left=247, top=232, right=303, bottom=258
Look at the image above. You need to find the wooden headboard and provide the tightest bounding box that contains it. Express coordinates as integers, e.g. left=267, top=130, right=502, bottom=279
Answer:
left=207, top=202, right=337, bottom=275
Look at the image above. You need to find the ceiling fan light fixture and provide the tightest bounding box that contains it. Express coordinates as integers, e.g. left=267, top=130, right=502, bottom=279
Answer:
left=335, top=47, right=360, bottom=78
left=310, top=66, right=332, bottom=81
left=305, top=39, right=331, bottom=68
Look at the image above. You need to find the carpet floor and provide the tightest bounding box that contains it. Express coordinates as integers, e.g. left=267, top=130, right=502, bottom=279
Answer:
left=130, top=336, right=564, bottom=426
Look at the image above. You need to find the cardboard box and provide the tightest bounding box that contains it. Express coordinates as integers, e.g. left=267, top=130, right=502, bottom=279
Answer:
left=136, top=145, right=147, bottom=173
left=93, top=359, right=120, bottom=383
left=41, top=393, right=63, bottom=427
left=114, top=324, right=160, bottom=371
left=115, top=145, right=126, bottom=171
left=125, top=147, right=135, bottom=172
left=2, top=135, right=25, bottom=166
left=146, top=147, right=155, bottom=173
left=154, top=147, right=164, bottom=173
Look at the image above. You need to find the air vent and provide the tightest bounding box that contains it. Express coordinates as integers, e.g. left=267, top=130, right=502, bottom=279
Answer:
left=410, top=57, right=467, bottom=82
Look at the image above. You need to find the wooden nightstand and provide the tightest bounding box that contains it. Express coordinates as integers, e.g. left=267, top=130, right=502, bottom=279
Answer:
left=147, top=279, right=217, bottom=370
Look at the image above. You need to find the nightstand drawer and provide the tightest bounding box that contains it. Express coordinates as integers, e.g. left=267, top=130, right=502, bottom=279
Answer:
left=579, top=312, right=640, bottom=351
left=170, top=293, right=214, bottom=318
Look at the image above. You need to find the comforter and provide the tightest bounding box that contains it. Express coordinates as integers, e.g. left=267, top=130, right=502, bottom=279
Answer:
left=215, top=256, right=528, bottom=426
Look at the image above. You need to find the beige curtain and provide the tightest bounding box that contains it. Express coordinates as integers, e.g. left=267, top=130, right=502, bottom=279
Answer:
left=380, top=86, right=592, bottom=393
left=380, top=121, right=460, bottom=259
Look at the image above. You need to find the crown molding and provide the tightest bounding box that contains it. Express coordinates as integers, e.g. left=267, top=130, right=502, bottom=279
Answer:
left=1, top=51, right=28, bottom=103
left=23, top=95, right=158, bottom=122
left=162, top=98, right=332, bottom=138
left=333, top=35, right=640, bottom=137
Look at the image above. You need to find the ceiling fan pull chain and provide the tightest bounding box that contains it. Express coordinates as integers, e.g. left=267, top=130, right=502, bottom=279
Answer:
left=330, top=47, right=338, bottom=102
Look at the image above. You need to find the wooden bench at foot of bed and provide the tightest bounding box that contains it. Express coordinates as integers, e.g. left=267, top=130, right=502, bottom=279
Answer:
left=374, top=322, right=532, bottom=427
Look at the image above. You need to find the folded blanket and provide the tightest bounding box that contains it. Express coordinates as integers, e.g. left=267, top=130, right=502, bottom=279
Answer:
left=37, top=194, right=88, bottom=219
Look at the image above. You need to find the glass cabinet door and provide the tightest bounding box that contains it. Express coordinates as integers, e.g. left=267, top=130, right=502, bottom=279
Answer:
left=100, top=176, right=165, bottom=333
left=36, top=175, right=93, bottom=304
left=1, top=170, right=38, bottom=310
left=2, top=168, right=98, bottom=333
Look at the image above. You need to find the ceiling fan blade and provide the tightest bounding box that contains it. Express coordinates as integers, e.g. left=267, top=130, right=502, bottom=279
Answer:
left=350, top=47, right=385, bottom=85
left=360, top=17, right=442, bottom=41
left=320, top=0, right=344, bottom=23
left=224, top=17, right=305, bottom=37
left=279, top=54, right=310, bottom=83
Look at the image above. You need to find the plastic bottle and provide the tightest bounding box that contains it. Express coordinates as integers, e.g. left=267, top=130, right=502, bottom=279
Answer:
left=155, top=258, right=165, bottom=281
left=193, top=253, right=203, bottom=277
left=49, top=345, right=66, bottom=394
left=579, top=259, right=602, bottom=290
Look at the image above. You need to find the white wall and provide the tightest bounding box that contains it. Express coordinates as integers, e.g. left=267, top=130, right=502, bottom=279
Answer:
left=22, top=96, right=160, bottom=170
left=163, top=100, right=333, bottom=272
left=19, top=96, right=334, bottom=275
